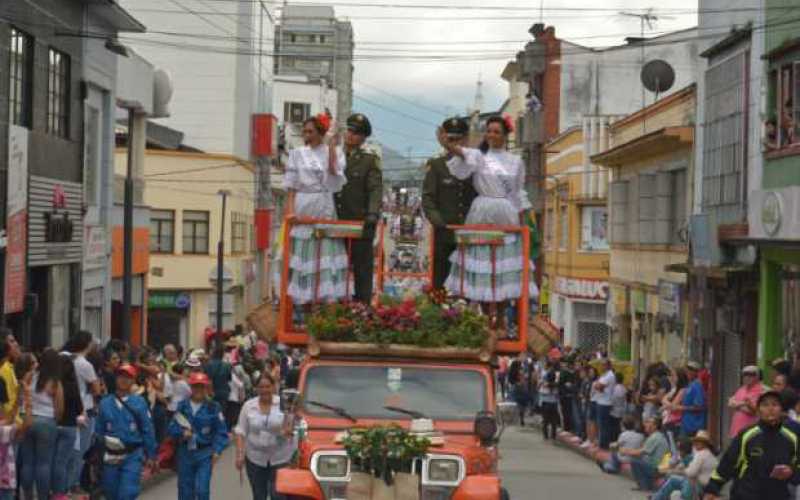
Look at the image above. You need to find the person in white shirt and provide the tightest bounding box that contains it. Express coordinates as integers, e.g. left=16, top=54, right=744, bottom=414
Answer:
left=651, top=430, right=718, bottom=500
left=593, top=358, right=617, bottom=450
left=235, top=372, right=295, bottom=500
left=62, top=331, right=102, bottom=491
left=169, top=365, right=192, bottom=413
left=600, top=415, right=645, bottom=473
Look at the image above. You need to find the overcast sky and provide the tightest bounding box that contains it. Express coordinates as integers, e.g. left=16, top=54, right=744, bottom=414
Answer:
left=328, top=0, right=698, bottom=159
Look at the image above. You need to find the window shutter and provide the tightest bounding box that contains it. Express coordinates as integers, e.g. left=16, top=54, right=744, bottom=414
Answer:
left=673, top=169, right=688, bottom=244
left=638, top=173, right=656, bottom=244
left=610, top=181, right=628, bottom=244
left=654, top=171, right=673, bottom=244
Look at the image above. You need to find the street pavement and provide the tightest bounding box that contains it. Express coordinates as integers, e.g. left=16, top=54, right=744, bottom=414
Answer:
left=144, top=424, right=647, bottom=500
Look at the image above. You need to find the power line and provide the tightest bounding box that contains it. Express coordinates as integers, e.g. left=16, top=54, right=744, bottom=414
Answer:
left=354, top=94, right=440, bottom=127
left=143, top=162, right=243, bottom=177
left=355, top=80, right=448, bottom=117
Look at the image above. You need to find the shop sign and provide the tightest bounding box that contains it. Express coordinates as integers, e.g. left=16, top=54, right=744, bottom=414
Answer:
left=553, top=277, right=608, bottom=300
left=761, top=191, right=783, bottom=237
left=83, top=226, right=107, bottom=269
left=658, top=280, right=682, bottom=319
left=148, top=292, right=191, bottom=310
left=28, top=176, right=83, bottom=266
left=4, top=125, right=28, bottom=313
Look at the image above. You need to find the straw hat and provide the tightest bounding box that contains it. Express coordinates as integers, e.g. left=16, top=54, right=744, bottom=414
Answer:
left=691, top=430, right=713, bottom=447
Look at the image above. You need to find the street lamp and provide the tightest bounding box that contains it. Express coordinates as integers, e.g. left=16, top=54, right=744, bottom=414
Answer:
left=216, top=190, right=232, bottom=347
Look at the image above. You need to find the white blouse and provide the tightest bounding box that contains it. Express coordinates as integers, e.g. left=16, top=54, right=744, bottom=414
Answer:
left=447, top=148, right=531, bottom=225
left=284, top=144, right=346, bottom=195
left=234, top=397, right=296, bottom=467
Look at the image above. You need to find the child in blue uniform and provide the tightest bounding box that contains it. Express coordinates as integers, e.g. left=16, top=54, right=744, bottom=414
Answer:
left=168, top=372, right=229, bottom=500
left=95, top=364, right=157, bottom=500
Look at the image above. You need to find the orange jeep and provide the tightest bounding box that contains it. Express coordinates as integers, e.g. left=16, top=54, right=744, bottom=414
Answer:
left=275, top=354, right=510, bottom=500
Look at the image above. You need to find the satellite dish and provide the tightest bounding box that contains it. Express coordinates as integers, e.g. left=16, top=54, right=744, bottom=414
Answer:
left=641, top=60, right=675, bottom=96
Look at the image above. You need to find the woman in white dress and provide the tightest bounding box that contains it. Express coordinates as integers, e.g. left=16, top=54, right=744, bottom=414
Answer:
left=281, top=114, right=349, bottom=312
left=437, top=115, right=539, bottom=327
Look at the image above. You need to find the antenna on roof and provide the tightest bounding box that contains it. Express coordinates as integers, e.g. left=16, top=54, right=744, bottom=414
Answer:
left=618, top=8, right=675, bottom=110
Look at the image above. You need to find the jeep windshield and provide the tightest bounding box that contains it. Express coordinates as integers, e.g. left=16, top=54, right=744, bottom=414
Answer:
left=302, top=365, right=488, bottom=421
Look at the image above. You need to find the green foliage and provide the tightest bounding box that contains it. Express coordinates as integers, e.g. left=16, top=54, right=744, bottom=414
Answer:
left=343, top=425, right=430, bottom=483
left=307, top=294, right=489, bottom=349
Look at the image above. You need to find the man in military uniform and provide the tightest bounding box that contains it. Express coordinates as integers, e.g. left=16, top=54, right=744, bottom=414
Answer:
left=422, top=117, right=477, bottom=290
left=335, top=113, right=383, bottom=303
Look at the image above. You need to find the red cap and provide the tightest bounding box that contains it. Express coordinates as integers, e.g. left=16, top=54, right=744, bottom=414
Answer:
left=116, top=364, right=138, bottom=379
left=188, top=372, right=211, bottom=386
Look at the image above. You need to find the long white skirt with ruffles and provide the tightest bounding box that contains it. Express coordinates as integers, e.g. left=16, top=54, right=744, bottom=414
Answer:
left=443, top=196, right=540, bottom=302
left=274, top=193, right=349, bottom=304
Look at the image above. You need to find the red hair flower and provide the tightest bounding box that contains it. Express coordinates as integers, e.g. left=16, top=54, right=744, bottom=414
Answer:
left=502, top=113, right=515, bottom=133
left=316, top=113, right=332, bottom=134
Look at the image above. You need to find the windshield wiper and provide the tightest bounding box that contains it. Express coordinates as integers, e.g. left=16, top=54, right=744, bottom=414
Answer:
left=306, top=400, right=358, bottom=423
left=384, top=406, right=428, bottom=419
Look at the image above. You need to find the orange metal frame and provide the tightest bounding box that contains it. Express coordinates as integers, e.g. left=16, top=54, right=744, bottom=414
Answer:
left=276, top=217, right=529, bottom=354
left=277, top=216, right=386, bottom=345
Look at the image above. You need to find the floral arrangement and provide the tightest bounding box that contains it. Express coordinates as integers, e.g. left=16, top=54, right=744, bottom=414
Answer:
left=343, top=425, right=430, bottom=484
left=306, top=288, right=489, bottom=349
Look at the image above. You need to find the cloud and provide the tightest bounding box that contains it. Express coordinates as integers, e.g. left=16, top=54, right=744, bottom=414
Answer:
left=334, top=0, right=698, bottom=157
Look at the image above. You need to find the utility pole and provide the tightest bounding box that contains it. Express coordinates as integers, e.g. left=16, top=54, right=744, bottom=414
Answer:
left=121, top=109, right=135, bottom=344
left=216, top=190, right=231, bottom=346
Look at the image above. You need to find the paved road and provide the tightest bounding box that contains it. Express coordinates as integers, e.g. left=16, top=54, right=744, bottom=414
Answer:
left=145, top=424, right=646, bottom=500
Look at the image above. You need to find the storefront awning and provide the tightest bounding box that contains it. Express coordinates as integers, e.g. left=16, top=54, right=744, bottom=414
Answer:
left=591, top=127, right=694, bottom=167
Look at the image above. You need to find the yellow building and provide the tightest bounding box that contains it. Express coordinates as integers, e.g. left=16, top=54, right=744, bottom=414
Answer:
left=540, top=125, right=611, bottom=351
left=592, top=85, right=695, bottom=374
left=115, top=148, right=258, bottom=349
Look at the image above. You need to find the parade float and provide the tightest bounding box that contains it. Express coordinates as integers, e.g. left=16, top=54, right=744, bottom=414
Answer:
left=272, top=217, right=526, bottom=500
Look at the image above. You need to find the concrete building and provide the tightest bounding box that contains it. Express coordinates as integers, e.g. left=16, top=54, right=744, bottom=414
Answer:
left=118, top=0, right=276, bottom=158
left=681, top=0, right=767, bottom=444
left=272, top=74, right=339, bottom=150
left=1, top=1, right=129, bottom=348
left=752, top=0, right=800, bottom=392
left=276, top=4, right=354, bottom=120
left=541, top=127, right=611, bottom=352
left=593, top=86, right=696, bottom=377
left=114, top=144, right=258, bottom=349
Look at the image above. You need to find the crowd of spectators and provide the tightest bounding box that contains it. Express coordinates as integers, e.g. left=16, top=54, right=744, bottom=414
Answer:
left=0, top=326, right=303, bottom=499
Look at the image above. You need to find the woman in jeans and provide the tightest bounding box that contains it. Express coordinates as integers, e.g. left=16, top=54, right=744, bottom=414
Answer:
left=235, top=372, right=295, bottom=500
left=20, top=349, right=64, bottom=500
left=52, top=353, right=84, bottom=500
left=661, top=368, right=688, bottom=440
left=581, top=366, right=599, bottom=448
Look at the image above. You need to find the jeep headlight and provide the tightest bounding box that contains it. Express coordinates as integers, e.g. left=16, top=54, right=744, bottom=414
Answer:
left=316, top=455, right=349, bottom=478
left=428, top=458, right=460, bottom=483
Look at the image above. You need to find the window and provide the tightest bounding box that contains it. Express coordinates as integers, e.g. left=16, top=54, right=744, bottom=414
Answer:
left=309, top=35, right=317, bottom=43
left=232, top=212, right=247, bottom=254
left=182, top=211, right=209, bottom=254
left=47, top=48, right=70, bottom=137
left=284, top=101, right=311, bottom=123
left=773, top=63, right=800, bottom=148
left=320, top=35, right=327, bottom=44
left=581, top=206, right=608, bottom=251
left=610, top=181, right=629, bottom=244
left=289, top=34, right=297, bottom=43
left=559, top=205, right=568, bottom=250
left=545, top=208, right=554, bottom=248
left=150, top=210, right=175, bottom=253
left=703, top=51, right=747, bottom=210
left=8, top=28, right=33, bottom=127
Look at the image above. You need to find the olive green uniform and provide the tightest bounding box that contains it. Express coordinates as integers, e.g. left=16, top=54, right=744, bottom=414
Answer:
left=335, top=147, right=383, bottom=302
left=422, top=155, right=477, bottom=290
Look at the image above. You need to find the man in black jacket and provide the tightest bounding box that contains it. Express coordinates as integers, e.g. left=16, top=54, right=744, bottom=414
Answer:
left=703, top=390, right=800, bottom=500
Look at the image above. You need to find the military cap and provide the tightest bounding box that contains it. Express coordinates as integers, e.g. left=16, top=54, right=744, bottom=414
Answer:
left=347, top=113, right=372, bottom=137
left=442, top=117, right=469, bottom=137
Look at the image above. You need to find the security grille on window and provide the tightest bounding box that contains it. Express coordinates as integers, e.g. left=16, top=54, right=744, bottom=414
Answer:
left=232, top=212, right=247, bottom=254
left=182, top=211, right=209, bottom=254
left=9, top=28, right=33, bottom=127
left=150, top=210, right=175, bottom=253
left=771, top=63, right=800, bottom=148
left=703, top=51, right=747, bottom=211
left=284, top=102, right=311, bottom=123
left=610, top=181, right=629, bottom=244
left=47, top=48, right=71, bottom=138
left=559, top=205, right=568, bottom=250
